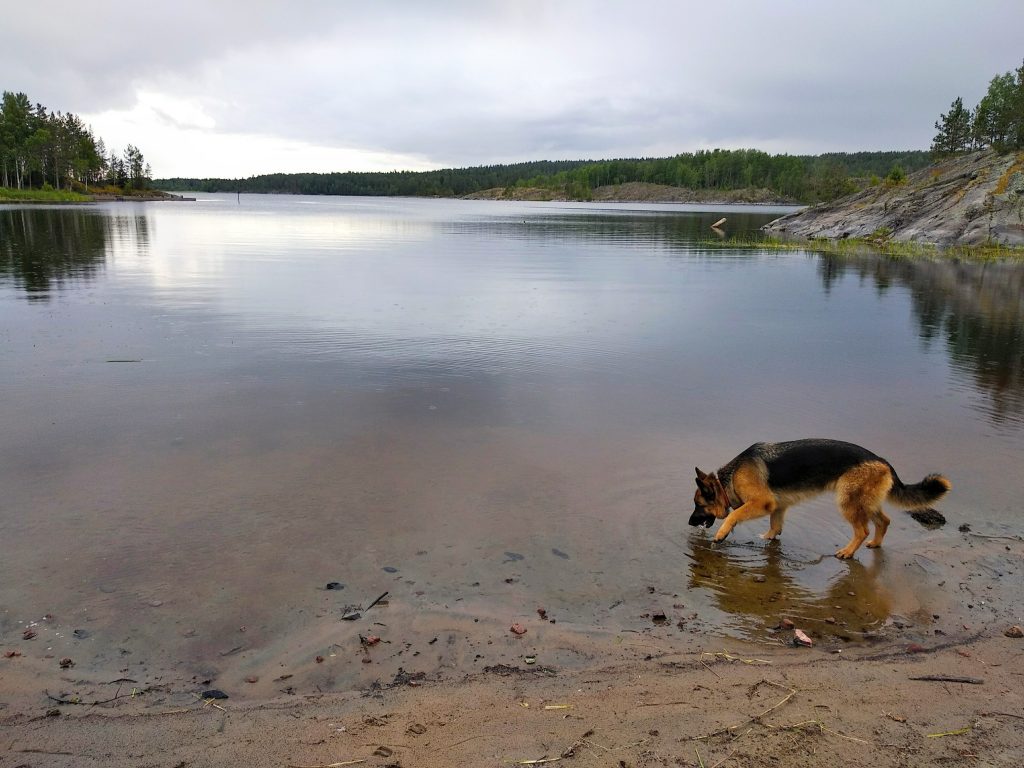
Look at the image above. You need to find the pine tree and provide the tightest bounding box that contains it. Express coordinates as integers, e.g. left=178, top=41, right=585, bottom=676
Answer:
left=931, top=97, right=972, bottom=156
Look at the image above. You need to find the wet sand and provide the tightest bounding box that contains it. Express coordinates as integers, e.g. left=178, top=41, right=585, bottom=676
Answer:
left=3, top=425, right=1023, bottom=767
left=2, top=523, right=1022, bottom=766
left=3, top=609, right=1022, bottom=767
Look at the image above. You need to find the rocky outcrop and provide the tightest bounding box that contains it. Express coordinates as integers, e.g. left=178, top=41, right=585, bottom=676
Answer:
left=764, top=151, right=1024, bottom=246
left=588, top=182, right=794, bottom=204
left=462, top=186, right=560, bottom=201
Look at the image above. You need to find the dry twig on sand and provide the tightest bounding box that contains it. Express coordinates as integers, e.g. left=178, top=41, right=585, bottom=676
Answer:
left=688, top=680, right=797, bottom=741
left=700, top=651, right=771, bottom=666
left=966, top=532, right=1023, bottom=541
left=775, top=719, right=871, bottom=744
left=980, top=711, right=1024, bottom=721
left=194, top=693, right=227, bottom=712
left=927, top=724, right=974, bottom=738
left=908, top=675, right=983, bottom=684
left=709, top=746, right=739, bottom=768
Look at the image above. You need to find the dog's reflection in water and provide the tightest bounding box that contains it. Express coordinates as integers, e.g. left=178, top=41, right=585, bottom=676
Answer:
left=685, top=536, right=892, bottom=639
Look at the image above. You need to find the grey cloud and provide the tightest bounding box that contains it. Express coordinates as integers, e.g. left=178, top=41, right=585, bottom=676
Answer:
left=4, top=0, right=1023, bottom=171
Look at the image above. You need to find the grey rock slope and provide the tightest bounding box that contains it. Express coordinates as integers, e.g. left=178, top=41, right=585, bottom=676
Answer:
left=764, top=151, right=1024, bottom=246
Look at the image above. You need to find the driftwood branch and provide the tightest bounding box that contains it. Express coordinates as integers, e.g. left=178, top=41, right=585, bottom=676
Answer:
left=908, top=675, right=983, bottom=685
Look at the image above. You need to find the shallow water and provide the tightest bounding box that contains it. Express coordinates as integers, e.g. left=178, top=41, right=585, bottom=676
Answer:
left=1, top=196, right=1023, bottom=686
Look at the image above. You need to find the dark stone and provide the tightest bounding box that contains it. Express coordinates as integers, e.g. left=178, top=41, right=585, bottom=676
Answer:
left=325, top=582, right=345, bottom=590
left=200, top=689, right=229, bottom=700
left=910, top=508, right=946, bottom=529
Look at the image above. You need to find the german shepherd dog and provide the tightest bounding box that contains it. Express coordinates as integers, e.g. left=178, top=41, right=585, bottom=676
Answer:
left=690, top=439, right=951, bottom=559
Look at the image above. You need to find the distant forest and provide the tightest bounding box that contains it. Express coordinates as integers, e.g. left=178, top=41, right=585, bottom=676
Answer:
left=154, top=149, right=933, bottom=204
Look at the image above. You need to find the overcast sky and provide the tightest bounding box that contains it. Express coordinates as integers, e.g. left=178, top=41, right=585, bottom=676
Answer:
left=4, top=1, right=1022, bottom=178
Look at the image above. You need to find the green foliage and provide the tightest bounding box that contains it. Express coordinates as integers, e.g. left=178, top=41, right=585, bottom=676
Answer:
left=868, top=226, right=893, bottom=242
left=0, top=88, right=149, bottom=191
left=885, top=165, right=906, bottom=185
left=938, top=59, right=1024, bottom=154
left=155, top=149, right=932, bottom=205
left=932, top=96, right=972, bottom=156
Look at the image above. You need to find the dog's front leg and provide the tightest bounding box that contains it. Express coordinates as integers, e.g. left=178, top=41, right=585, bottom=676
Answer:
left=713, top=499, right=774, bottom=542
left=760, top=508, right=787, bottom=540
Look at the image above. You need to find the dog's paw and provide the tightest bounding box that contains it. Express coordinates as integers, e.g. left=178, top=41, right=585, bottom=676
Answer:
left=759, top=531, right=781, bottom=541
left=834, top=548, right=856, bottom=559
left=712, top=530, right=730, bottom=543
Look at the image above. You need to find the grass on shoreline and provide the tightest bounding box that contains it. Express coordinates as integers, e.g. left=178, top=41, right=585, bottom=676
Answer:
left=0, top=186, right=92, bottom=203
left=1, top=186, right=182, bottom=203
left=701, top=234, right=1024, bottom=261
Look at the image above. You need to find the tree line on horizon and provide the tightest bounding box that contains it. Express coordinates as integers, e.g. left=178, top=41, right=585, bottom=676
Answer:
left=1, top=90, right=150, bottom=192
left=932, top=59, right=1024, bottom=155
left=154, top=149, right=932, bottom=204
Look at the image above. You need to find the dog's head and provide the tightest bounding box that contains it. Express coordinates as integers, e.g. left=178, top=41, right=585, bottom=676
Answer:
left=690, top=467, right=729, bottom=527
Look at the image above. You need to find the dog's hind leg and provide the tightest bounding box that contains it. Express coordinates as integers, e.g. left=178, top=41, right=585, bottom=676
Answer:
left=760, top=507, right=787, bottom=540
left=866, top=508, right=891, bottom=549
left=835, top=507, right=870, bottom=559
left=835, top=461, right=893, bottom=559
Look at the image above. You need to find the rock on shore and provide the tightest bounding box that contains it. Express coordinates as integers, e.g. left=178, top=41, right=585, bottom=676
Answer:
left=764, top=150, right=1024, bottom=246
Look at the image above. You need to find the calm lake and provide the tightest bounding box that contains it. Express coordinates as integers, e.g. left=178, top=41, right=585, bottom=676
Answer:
left=2, top=195, right=1023, bottom=691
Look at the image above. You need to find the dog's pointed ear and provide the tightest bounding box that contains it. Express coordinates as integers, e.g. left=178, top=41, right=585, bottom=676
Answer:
left=695, top=467, right=707, bottom=481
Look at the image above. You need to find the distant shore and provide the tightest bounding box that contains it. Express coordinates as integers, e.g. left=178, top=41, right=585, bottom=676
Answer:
left=463, top=181, right=799, bottom=205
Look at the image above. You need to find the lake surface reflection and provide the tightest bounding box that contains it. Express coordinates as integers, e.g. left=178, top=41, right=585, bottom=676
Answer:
left=1, top=196, right=1023, bottom=686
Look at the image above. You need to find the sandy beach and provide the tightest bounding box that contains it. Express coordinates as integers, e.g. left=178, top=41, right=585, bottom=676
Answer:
left=3, top=530, right=1022, bottom=767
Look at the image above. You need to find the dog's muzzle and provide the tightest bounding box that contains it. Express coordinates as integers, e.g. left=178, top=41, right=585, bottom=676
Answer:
left=689, top=510, right=716, bottom=528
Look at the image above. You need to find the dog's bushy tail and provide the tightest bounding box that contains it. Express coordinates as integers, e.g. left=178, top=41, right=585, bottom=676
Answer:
left=887, top=473, right=952, bottom=509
